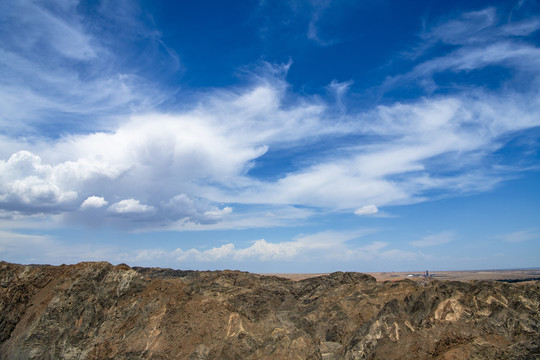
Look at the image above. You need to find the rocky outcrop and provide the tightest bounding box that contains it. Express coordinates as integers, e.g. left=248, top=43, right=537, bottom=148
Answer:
left=1, top=261, right=538, bottom=359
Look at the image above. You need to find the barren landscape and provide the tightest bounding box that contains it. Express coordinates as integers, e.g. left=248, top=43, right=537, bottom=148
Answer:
left=1, top=261, right=539, bottom=359
left=267, top=269, right=540, bottom=282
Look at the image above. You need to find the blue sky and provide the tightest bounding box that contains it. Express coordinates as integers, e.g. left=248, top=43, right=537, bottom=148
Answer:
left=1, top=0, right=539, bottom=272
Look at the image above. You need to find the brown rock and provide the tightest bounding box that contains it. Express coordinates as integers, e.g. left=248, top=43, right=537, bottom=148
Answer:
left=0, top=261, right=538, bottom=359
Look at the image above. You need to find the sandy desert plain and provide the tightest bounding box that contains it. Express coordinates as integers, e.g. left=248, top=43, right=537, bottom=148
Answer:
left=263, top=268, right=540, bottom=282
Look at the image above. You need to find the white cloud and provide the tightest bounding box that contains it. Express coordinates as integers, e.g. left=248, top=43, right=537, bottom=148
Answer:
left=163, top=194, right=233, bottom=225
left=500, top=18, right=540, bottom=36
left=0, top=0, right=172, bottom=135
left=4, top=176, right=78, bottom=205
left=0, top=151, right=50, bottom=179
left=81, top=196, right=108, bottom=209
left=162, top=205, right=316, bottom=231
left=204, top=207, right=233, bottom=219
left=0, top=76, right=329, bottom=225
left=108, top=199, right=155, bottom=215
left=174, top=240, right=300, bottom=262
left=354, top=205, right=379, bottom=216
left=170, top=229, right=373, bottom=262
left=422, top=7, right=540, bottom=46
left=412, top=42, right=540, bottom=76
left=1, top=74, right=539, bottom=225
left=0, top=151, right=78, bottom=212
left=497, top=229, right=540, bottom=243
left=388, top=7, right=540, bottom=92
left=0, top=0, right=97, bottom=61
left=1, top=66, right=539, bottom=227
left=0, top=150, right=127, bottom=215
left=410, top=231, right=455, bottom=248
left=327, top=79, right=353, bottom=95
left=422, top=8, right=497, bottom=45
left=113, top=228, right=429, bottom=271
left=0, top=6, right=539, bottom=232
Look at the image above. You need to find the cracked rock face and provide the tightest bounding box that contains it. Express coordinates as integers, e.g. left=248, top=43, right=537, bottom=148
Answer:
left=1, top=261, right=539, bottom=359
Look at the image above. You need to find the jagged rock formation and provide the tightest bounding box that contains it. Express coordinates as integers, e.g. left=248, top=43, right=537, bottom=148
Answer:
left=1, top=261, right=539, bottom=359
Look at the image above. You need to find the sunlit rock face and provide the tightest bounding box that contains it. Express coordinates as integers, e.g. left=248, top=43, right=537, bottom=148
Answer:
left=1, top=261, right=539, bottom=359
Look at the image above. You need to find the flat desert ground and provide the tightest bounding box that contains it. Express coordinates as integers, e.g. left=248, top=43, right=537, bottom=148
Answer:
left=263, top=269, right=540, bottom=282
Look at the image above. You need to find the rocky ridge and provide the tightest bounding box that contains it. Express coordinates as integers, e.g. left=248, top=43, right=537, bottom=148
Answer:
left=1, top=261, right=539, bottom=359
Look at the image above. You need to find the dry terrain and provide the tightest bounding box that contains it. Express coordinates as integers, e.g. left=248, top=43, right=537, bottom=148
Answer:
left=266, top=269, right=540, bottom=282
left=1, top=261, right=539, bottom=359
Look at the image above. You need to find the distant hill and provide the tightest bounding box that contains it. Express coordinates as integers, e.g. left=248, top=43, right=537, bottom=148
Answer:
left=1, top=261, right=539, bottom=359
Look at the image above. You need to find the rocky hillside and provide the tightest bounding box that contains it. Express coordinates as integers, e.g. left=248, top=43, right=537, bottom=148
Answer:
left=1, top=261, right=539, bottom=359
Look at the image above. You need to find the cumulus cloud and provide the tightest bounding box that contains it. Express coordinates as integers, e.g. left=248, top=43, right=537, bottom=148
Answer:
left=109, top=228, right=429, bottom=271
left=171, top=229, right=373, bottom=262
left=81, top=196, right=108, bottom=209
left=4, top=177, right=78, bottom=205
left=163, top=194, right=233, bottom=225
left=204, top=207, right=233, bottom=220
left=0, top=151, right=78, bottom=213
left=108, top=199, right=155, bottom=215
left=0, top=77, right=328, bottom=226
left=354, top=205, right=379, bottom=216
left=174, top=240, right=298, bottom=262
left=0, top=150, right=128, bottom=215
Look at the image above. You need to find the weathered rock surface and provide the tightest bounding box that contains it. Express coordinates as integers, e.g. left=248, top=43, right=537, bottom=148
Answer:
left=1, top=261, right=539, bottom=359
